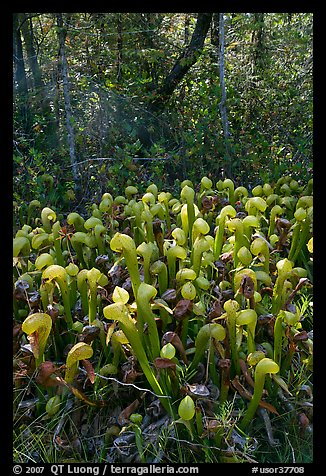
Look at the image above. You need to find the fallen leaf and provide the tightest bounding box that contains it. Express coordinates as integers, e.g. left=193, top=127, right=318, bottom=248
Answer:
left=208, top=299, right=223, bottom=319
left=123, top=369, right=143, bottom=383
left=201, top=196, right=213, bottom=212
left=231, top=376, right=279, bottom=415
left=153, top=357, right=176, bottom=370
left=64, top=382, right=106, bottom=407
left=161, top=288, right=177, bottom=304
left=80, top=325, right=100, bottom=344
left=118, top=399, right=140, bottom=425
left=174, top=299, right=193, bottom=320
left=239, top=275, right=255, bottom=299
left=201, top=419, right=221, bottom=438
left=239, top=359, right=255, bottom=388
left=186, top=383, right=210, bottom=398
left=298, top=412, right=310, bottom=429
left=81, top=359, right=96, bottom=384
left=293, top=330, right=309, bottom=342
left=36, top=361, right=63, bottom=387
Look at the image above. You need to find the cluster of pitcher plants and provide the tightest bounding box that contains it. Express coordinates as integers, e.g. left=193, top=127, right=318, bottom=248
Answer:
left=13, top=174, right=313, bottom=462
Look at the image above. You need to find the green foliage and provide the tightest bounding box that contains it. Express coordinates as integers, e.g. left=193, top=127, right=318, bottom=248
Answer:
left=13, top=147, right=77, bottom=231
left=13, top=175, right=313, bottom=464
left=13, top=13, right=312, bottom=198
left=13, top=11, right=313, bottom=464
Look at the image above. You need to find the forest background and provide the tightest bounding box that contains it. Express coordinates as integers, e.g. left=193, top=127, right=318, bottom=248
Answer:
left=13, top=12, right=313, bottom=218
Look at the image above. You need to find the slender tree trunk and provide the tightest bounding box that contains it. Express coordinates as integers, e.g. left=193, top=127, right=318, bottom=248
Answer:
left=178, top=14, right=191, bottom=110
left=211, top=12, right=219, bottom=47
left=13, top=13, right=30, bottom=131
left=19, top=13, right=44, bottom=91
left=13, top=14, right=28, bottom=96
left=148, top=13, right=213, bottom=112
left=209, top=13, right=219, bottom=86
left=218, top=13, right=232, bottom=178
left=137, top=13, right=159, bottom=85
left=251, top=13, right=265, bottom=75
left=56, top=13, right=80, bottom=192
left=52, top=63, right=61, bottom=135
left=19, top=13, right=58, bottom=145
left=247, top=13, right=266, bottom=122
left=117, top=13, right=123, bottom=82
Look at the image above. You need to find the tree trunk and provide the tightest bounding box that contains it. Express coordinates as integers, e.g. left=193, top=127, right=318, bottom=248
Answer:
left=13, top=13, right=30, bottom=131
left=116, top=13, right=123, bottom=82
left=218, top=13, right=232, bottom=178
left=247, top=13, right=266, bottom=122
left=13, top=14, right=28, bottom=97
left=56, top=13, right=80, bottom=192
left=178, top=14, right=191, bottom=111
left=136, top=13, right=212, bottom=148
left=19, top=13, right=58, bottom=145
left=211, top=13, right=219, bottom=47
left=148, top=13, right=213, bottom=113
left=19, top=13, right=44, bottom=91
left=251, top=13, right=266, bottom=75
